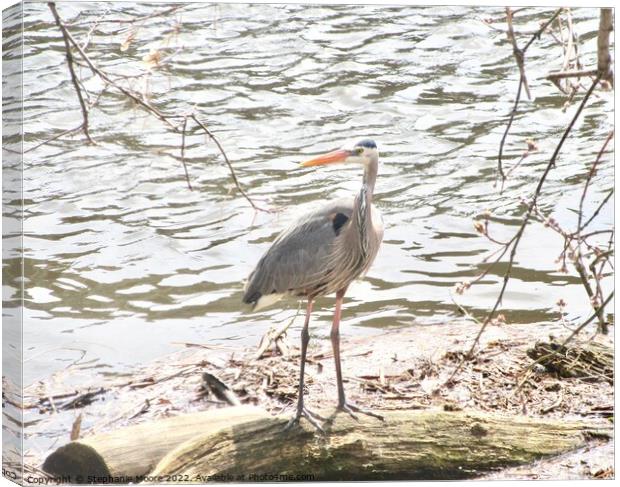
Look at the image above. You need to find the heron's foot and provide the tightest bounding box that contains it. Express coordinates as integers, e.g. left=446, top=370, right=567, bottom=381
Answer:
left=283, top=406, right=326, bottom=433
left=337, top=402, right=384, bottom=421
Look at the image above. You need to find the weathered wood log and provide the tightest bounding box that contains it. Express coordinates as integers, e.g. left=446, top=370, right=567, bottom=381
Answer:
left=43, top=406, right=268, bottom=482
left=151, top=410, right=611, bottom=481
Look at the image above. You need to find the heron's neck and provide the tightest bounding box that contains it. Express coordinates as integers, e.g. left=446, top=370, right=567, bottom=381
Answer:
left=351, top=161, right=377, bottom=257
left=353, top=160, right=377, bottom=229
left=362, top=159, right=377, bottom=200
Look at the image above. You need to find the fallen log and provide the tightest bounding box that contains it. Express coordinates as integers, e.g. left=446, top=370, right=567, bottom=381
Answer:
left=42, top=406, right=268, bottom=482
left=42, top=406, right=612, bottom=483
left=150, top=409, right=611, bottom=481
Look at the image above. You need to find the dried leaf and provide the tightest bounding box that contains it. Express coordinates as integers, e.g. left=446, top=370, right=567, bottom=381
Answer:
left=525, top=139, right=539, bottom=152
left=143, top=49, right=162, bottom=68
left=120, top=30, right=137, bottom=52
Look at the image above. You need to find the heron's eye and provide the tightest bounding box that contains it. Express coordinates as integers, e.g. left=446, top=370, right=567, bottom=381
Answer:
left=356, top=147, right=364, bottom=155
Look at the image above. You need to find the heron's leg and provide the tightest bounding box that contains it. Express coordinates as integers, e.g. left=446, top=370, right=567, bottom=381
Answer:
left=331, top=288, right=384, bottom=422
left=295, top=299, right=312, bottom=417
left=284, top=299, right=325, bottom=432
left=331, top=289, right=347, bottom=406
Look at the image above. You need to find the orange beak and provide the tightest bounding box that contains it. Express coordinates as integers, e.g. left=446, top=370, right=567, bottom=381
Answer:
left=300, top=149, right=351, bottom=167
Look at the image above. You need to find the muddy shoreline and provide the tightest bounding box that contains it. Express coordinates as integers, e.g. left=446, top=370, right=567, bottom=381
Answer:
left=24, top=319, right=614, bottom=480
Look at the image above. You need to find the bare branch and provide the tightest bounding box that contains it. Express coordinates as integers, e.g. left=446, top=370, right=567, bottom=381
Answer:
left=48, top=2, right=95, bottom=145
left=79, top=7, right=110, bottom=51
left=560, top=290, right=613, bottom=346
left=497, top=8, right=562, bottom=187
left=506, top=8, right=531, bottom=100
left=190, top=115, right=272, bottom=213
left=68, top=4, right=187, bottom=28
left=579, top=188, right=614, bottom=236
left=576, top=130, right=614, bottom=235
left=60, top=24, right=178, bottom=131
left=180, top=116, right=192, bottom=191
left=545, top=7, right=613, bottom=102
left=497, top=78, right=522, bottom=185
left=597, top=8, right=614, bottom=86
left=502, top=139, right=538, bottom=188
left=514, top=289, right=614, bottom=393
left=23, top=125, right=83, bottom=154
left=523, top=9, right=563, bottom=51
left=448, top=76, right=602, bottom=384
left=547, top=69, right=597, bottom=81
left=44, top=4, right=269, bottom=212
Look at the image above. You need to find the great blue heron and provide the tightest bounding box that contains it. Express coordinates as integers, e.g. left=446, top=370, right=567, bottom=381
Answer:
left=243, top=138, right=383, bottom=431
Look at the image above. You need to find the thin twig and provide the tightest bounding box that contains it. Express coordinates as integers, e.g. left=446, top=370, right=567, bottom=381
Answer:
left=506, top=8, right=531, bottom=100
left=108, top=4, right=187, bottom=25
left=68, top=4, right=187, bottom=27
left=447, top=76, right=601, bottom=384
left=46, top=4, right=268, bottom=211
left=530, top=202, right=609, bottom=332
left=503, top=139, right=539, bottom=185
left=541, top=389, right=563, bottom=414
left=523, top=9, right=563, bottom=51
left=547, top=69, right=597, bottom=81
left=255, top=303, right=301, bottom=360
left=580, top=229, right=614, bottom=240
left=180, top=116, right=192, bottom=191
left=497, top=78, right=522, bottom=185
left=23, top=125, right=83, bottom=154
left=577, top=130, right=613, bottom=232
left=558, top=9, right=575, bottom=93
left=62, top=24, right=178, bottom=131
left=80, top=7, right=109, bottom=51
left=579, top=188, right=614, bottom=234
left=190, top=114, right=272, bottom=212
left=497, top=7, right=562, bottom=187
left=514, top=290, right=614, bottom=392
left=468, top=233, right=517, bottom=287
left=574, top=131, right=614, bottom=304
left=49, top=2, right=95, bottom=144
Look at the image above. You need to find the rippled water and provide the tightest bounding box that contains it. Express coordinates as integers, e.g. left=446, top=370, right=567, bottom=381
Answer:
left=3, top=2, right=613, bottom=397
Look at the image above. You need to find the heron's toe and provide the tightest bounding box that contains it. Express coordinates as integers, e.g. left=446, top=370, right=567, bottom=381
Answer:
left=338, top=402, right=384, bottom=421
left=283, top=407, right=326, bottom=433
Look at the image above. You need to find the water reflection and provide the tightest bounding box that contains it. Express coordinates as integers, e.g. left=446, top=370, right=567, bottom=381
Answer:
left=2, top=4, right=613, bottom=390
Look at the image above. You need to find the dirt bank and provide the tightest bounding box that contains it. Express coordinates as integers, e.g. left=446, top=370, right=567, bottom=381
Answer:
left=24, top=319, right=614, bottom=480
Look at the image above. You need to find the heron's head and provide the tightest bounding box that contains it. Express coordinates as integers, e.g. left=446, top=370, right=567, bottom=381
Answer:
left=300, top=139, right=378, bottom=168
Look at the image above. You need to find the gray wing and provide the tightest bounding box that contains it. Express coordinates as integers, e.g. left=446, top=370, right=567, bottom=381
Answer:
left=243, top=198, right=353, bottom=308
